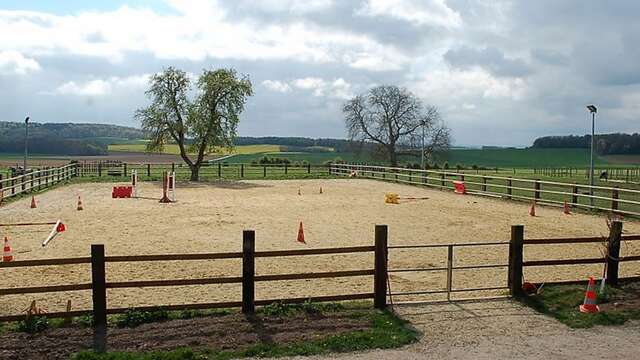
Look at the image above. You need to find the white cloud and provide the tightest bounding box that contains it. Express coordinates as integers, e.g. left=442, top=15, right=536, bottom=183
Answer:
left=0, top=50, right=40, bottom=74
left=292, top=77, right=353, bottom=99
left=238, top=0, right=334, bottom=14
left=0, top=4, right=406, bottom=71
left=357, top=0, right=462, bottom=28
left=262, top=80, right=291, bottom=93
left=53, top=74, right=151, bottom=96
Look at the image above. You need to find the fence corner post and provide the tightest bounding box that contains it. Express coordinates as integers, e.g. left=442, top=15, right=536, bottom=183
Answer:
left=508, top=225, right=524, bottom=298
left=91, top=244, right=107, bottom=353
left=374, top=225, right=388, bottom=309
left=242, top=230, right=256, bottom=314
left=607, top=221, right=623, bottom=287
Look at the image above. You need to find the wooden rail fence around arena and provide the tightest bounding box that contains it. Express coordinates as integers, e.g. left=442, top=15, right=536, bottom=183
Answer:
left=330, top=163, right=640, bottom=217
left=77, top=161, right=328, bottom=179
left=1, top=223, right=640, bottom=352
left=0, top=164, right=77, bottom=202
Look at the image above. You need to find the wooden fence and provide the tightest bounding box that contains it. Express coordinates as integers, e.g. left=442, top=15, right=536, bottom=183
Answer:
left=510, top=221, right=640, bottom=295
left=0, top=164, right=77, bottom=202
left=331, top=163, right=640, bottom=217
left=0, top=226, right=387, bottom=352
left=78, top=161, right=330, bottom=179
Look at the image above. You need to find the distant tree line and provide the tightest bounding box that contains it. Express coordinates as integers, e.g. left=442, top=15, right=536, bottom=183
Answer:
left=0, top=137, right=105, bottom=155
left=0, top=121, right=145, bottom=156
left=532, top=133, right=640, bottom=155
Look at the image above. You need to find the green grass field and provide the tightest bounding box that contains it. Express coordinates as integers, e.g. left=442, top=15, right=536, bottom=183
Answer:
left=108, top=144, right=282, bottom=155
left=438, top=148, right=612, bottom=168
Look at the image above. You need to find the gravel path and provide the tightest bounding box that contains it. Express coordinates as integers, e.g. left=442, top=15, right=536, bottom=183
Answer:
left=278, top=299, right=640, bottom=360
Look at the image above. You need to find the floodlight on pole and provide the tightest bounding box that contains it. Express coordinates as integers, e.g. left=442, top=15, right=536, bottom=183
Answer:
left=24, top=116, right=30, bottom=174
left=586, top=105, right=597, bottom=208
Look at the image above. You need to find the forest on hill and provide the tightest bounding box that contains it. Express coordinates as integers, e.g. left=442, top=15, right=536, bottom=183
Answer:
left=0, top=121, right=146, bottom=155
left=532, top=133, right=640, bottom=155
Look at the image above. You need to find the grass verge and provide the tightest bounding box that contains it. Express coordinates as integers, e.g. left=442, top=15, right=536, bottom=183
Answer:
left=520, top=282, right=640, bottom=328
left=69, top=304, right=417, bottom=360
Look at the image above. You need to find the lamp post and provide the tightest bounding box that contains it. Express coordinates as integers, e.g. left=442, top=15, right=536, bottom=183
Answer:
left=420, top=120, right=426, bottom=169
left=24, top=116, right=30, bottom=174
left=586, top=105, right=597, bottom=208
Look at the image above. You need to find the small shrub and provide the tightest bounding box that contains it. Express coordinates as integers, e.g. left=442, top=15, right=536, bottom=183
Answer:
left=15, top=316, right=49, bottom=333
left=115, top=309, right=169, bottom=328
left=75, top=314, right=94, bottom=328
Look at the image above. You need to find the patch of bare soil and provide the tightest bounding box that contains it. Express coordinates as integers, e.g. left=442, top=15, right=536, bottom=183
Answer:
left=0, top=311, right=370, bottom=360
left=600, top=281, right=640, bottom=312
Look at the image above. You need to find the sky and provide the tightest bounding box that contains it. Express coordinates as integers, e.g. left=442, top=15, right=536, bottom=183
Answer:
left=0, top=0, right=639, bottom=147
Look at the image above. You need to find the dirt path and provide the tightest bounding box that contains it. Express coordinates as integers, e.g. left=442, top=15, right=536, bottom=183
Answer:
left=279, top=299, right=640, bottom=360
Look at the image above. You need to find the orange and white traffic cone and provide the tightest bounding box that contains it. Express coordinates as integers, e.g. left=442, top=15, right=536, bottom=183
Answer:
left=528, top=201, right=536, bottom=217
left=297, top=221, right=306, bottom=244
left=3, top=236, right=13, bottom=262
left=563, top=201, right=571, bottom=215
left=579, top=276, right=600, bottom=313
left=30, top=196, right=37, bottom=209
left=77, top=196, right=84, bottom=211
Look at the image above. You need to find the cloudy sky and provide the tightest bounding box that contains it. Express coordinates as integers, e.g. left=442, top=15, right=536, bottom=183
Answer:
left=0, top=1, right=638, bottom=146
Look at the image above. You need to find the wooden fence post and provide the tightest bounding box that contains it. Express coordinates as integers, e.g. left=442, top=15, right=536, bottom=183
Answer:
left=612, top=186, right=619, bottom=211
left=507, top=177, right=512, bottom=199
left=534, top=180, right=540, bottom=200
left=374, top=225, right=388, bottom=309
left=171, top=163, right=175, bottom=173
left=482, top=177, right=487, bottom=192
left=508, top=225, right=524, bottom=297
left=263, top=165, right=267, bottom=178
left=242, top=230, right=255, bottom=314
left=285, top=163, right=288, bottom=175
left=441, top=173, right=445, bottom=187
left=147, top=164, right=151, bottom=177
left=241, top=164, right=244, bottom=178
left=91, top=244, right=107, bottom=353
left=607, top=221, right=623, bottom=287
left=307, top=163, right=311, bottom=174
left=98, top=162, right=102, bottom=177
left=123, top=163, right=127, bottom=177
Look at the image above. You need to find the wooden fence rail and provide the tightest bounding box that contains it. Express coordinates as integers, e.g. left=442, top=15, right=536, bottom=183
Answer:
left=331, top=163, right=640, bottom=217
left=0, top=163, right=77, bottom=202
left=0, top=227, right=385, bottom=353
left=77, top=161, right=329, bottom=179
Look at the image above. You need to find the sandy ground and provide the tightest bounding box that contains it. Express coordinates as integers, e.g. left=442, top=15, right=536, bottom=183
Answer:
left=1, top=179, right=640, bottom=316
left=279, top=299, right=640, bottom=360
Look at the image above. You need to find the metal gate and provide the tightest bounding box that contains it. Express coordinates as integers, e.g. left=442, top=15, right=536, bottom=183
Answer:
left=387, top=241, right=511, bottom=303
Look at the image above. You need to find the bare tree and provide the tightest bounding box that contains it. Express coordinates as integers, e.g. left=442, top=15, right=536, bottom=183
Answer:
left=343, top=85, right=449, bottom=166
left=136, top=67, right=252, bottom=180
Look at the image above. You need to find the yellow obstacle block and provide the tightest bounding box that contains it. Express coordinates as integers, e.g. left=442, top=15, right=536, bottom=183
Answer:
left=385, top=193, right=399, bottom=204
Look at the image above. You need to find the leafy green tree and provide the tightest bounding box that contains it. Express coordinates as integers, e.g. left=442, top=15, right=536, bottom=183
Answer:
left=136, top=67, right=252, bottom=180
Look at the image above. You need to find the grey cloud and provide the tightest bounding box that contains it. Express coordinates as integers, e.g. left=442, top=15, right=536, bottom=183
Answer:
left=444, top=46, right=533, bottom=78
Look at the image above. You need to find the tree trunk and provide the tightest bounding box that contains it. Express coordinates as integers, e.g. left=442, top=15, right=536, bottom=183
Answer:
left=388, top=146, right=398, bottom=167
left=190, top=164, right=200, bottom=181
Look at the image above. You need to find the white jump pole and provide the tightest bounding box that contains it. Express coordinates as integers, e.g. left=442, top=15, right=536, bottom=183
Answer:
left=42, top=220, right=64, bottom=247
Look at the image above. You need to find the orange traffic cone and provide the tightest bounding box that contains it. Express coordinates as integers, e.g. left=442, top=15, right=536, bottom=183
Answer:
left=528, top=201, right=536, bottom=217
left=30, top=196, right=37, bottom=209
left=579, top=276, right=600, bottom=313
left=297, top=221, right=306, bottom=244
left=3, top=236, right=13, bottom=262
left=77, top=196, right=84, bottom=211
left=563, top=201, right=571, bottom=215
